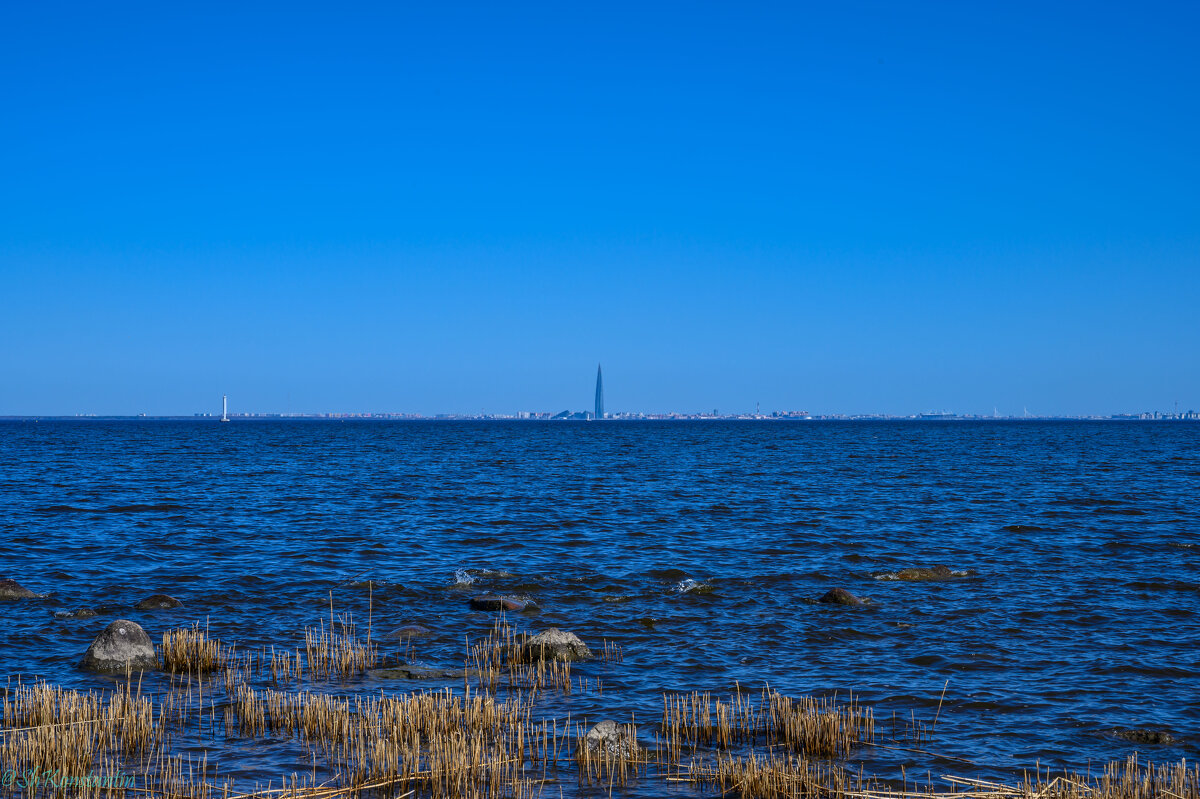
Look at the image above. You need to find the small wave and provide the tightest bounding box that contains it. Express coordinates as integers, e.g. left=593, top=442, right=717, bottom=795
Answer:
left=453, top=569, right=476, bottom=586
left=675, top=578, right=714, bottom=594
left=1126, top=580, right=1199, bottom=593
left=100, top=503, right=186, bottom=513
left=1053, top=497, right=1125, bottom=507
left=459, top=568, right=517, bottom=580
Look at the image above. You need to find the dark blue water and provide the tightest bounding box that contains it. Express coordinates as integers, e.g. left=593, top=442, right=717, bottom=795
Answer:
left=1, top=420, right=1197, bottom=792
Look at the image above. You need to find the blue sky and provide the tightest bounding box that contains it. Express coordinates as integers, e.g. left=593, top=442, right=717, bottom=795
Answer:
left=2, top=2, right=1197, bottom=416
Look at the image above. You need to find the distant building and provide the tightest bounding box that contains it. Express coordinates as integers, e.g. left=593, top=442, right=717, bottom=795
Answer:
left=594, top=364, right=604, bottom=420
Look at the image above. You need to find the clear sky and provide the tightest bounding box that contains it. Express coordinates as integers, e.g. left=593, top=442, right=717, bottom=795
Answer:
left=2, top=2, right=1197, bottom=416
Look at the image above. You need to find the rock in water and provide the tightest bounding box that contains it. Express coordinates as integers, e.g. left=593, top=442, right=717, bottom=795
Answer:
left=584, top=720, right=638, bottom=757
left=371, top=665, right=475, bottom=680
left=519, top=628, right=593, bottom=662
left=0, top=578, right=39, bottom=599
left=819, top=588, right=865, bottom=606
left=469, top=595, right=534, bottom=612
left=135, top=594, right=183, bottom=610
left=1113, top=728, right=1177, bottom=745
left=80, top=620, right=158, bottom=673
left=877, top=565, right=964, bottom=581
left=384, top=625, right=433, bottom=639
left=55, top=608, right=99, bottom=619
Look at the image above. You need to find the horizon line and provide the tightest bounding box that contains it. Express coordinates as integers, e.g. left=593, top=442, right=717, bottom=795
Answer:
left=1, top=411, right=1196, bottom=422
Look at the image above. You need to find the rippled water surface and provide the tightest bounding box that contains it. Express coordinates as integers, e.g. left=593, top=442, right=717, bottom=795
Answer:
left=1, top=420, right=1197, bottom=792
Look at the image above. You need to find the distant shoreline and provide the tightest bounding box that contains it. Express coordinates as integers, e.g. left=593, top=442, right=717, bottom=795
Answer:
left=0, top=415, right=1195, bottom=422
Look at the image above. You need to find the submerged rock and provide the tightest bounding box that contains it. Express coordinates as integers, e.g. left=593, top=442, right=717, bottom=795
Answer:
left=1113, top=728, right=1178, bottom=745
left=819, top=588, right=865, bottom=606
left=463, top=568, right=518, bottom=579
left=584, top=720, right=638, bottom=757
left=0, top=578, right=40, bottom=600
left=372, top=665, right=475, bottom=680
left=80, top=620, right=158, bottom=673
left=875, top=565, right=970, bottom=582
left=135, top=594, right=183, bottom=610
left=469, top=595, right=535, bottom=612
left=519, top=628, right=593, bottom=662
left=384, top=624, right=432, bottom=639
left=55, top=607, right=100, bottom=619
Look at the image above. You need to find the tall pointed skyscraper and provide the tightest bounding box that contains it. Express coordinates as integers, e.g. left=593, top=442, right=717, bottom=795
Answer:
left=594, top=364, right=604, bottom=420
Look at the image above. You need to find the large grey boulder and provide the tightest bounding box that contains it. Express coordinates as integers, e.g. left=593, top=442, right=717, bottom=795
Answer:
left=584, top=720, right=638, bottom=758
left=135, top=594, right=182, bottom=610
left=519, top=628, right=593, bottom=662
left=0, top=578, right=39, bottom=599
left=80, top=620, right=158, bottom=673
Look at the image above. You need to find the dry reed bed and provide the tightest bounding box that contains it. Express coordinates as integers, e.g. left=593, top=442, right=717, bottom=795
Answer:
left=658, top=687, right=874, bottom=761
left=2, top=619, right=1196, bottom=799
left=224, top=681, right=568, bottom=795
left=162, top=620, right=378, bottom=686
left=464, top=619, right=600, bottom=697
left=3, top=676, right=1196, bottom=799
left=162, top=624, right=237, bottom=675
left=572, top=722, right=649, bottom=790
left=0, top=680, right=164, bottom=776
left=683, top=753, right=1200, bottom=799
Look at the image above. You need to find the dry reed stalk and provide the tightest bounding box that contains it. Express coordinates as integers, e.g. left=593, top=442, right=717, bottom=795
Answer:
left=658, top=687, right=873, bottom=764
left=463, top=619, right=600, bottom=698
left=571, top=721, right=648, bottom=788
left=302, top=619, right=378, bottom=682
left=0, top=680, right=162, bottom=795
left=599, top=640, right=623, bottom=664
left=161, top=624, right=236, bottom=675
left=685, top=750, right=855, bottom=798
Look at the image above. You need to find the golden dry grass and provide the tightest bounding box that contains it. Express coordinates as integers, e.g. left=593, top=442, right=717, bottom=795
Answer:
left=161, top=623, right=235, bottom=675
left=1, top=621, right=1194, bottom=799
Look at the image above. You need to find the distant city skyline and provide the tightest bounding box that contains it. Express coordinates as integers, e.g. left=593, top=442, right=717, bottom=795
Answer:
left=6, top=407, right=1197, bottom=421
left=1, top=378, right=1192, bottom=422
left=2, top=5, right=1197, bottom=416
